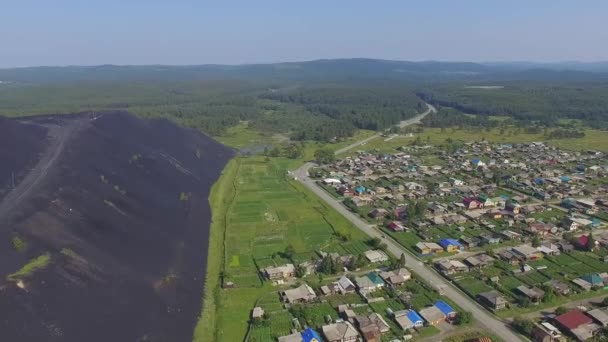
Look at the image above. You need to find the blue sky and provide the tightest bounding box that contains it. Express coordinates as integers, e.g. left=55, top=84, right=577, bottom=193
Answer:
left=2, top=0, right=607, bottom=67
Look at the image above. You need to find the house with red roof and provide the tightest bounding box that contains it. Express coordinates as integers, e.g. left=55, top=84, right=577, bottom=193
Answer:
left=554, top=310, right=599, bottom=341
left=386, top=221, right=406, bottom=232
left=576, top=234, right=599, bottom=251
left=463, top=197, right=483, bottom=210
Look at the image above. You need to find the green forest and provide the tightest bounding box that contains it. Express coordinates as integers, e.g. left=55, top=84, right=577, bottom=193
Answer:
left=1, top=65, right=608, bottom=143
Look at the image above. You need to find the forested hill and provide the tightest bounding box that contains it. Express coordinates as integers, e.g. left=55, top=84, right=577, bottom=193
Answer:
left=417, top=82, right=608, bottom=129
left=2, top=59, right=608, bottom=84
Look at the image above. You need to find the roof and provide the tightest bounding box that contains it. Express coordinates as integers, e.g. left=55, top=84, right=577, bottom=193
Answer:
left=301, top=328, right=322, bottom=342
left=439, top=238, right=462, bottom=248
left=582, top=273, right=603, bottom=285
left=406, top=310, right=424, bottom=324
left=419, top=305, right=446, bottom=323
left=434, top=300, right=456, bottom=316
left=367, top=272, right=385, bottom=286
left=512, top=245, right=539, bottom=257
left=587, top=309, right=608, bottom=326
left=283, top=284, right=316, bottom=302
left=555, top=310, right=593, bottom=330
left=337, top=276, right=355, bottom=290
left=322, top=321, right=359, bottom=341
left=278, top=332, right=303, bottom=342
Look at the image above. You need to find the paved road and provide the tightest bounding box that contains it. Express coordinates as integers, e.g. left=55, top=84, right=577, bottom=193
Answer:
left=292, top=102, right=524, bottom=341
left=0, top=117, right=87, bottom=224
left=334, top=103, right=436, bottom=155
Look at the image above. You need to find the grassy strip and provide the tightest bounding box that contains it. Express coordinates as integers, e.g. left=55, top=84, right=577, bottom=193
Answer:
left=7, top=253, right=51, bottom=281
left=193, top=158, right=240, bottom=342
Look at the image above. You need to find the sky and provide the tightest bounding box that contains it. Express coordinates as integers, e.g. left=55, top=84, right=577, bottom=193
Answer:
left=2, top=0, right=607, bottom=67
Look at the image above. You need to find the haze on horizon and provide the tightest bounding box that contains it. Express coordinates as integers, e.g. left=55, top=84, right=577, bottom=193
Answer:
left=2, top=0, right=608, bottom=68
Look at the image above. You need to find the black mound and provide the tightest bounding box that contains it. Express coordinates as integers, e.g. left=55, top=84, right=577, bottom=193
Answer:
left=0, top=111, right=233, bottom=342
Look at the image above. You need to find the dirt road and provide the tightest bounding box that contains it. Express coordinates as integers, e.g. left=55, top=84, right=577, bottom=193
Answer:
left=0, top=117, right=86, bottom=224
left=334, top=103, right=436, bottom=155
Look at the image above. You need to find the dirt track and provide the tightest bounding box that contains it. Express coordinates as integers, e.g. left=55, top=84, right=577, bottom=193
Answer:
left=0, top=117, right=86, bottom=224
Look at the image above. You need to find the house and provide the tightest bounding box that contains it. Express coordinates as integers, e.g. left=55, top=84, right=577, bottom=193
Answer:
left=553, top=310, right=597, bottom=342
left=477, top=291, right=508, bottom=310
left=572, top=278, right=593, bottom=291
left=516, top=285, right=546, bottom=302
left=449, top=177, right=464, bottom=186
left=587, top=309, right=608, bottom=327
left=338, top=187, right=355, bottom=197
left=512, top=245, right=543, bottom=261
left=278, top=332, right=303, bottom=342
left=419, top=305, right=446, bottom=326
left=334, top=276, right=357, bottom=294
left=498, top=250, right=519, bottom=264
left=354, top=185, right=366, bottom=195
left=471, top=159, right=486, bottom=168
left=538, top=242, right=561, bottom=256
left=264, top=264, right=296, bottom=281
left=415, top=242, right=443, bottom=255
left=379, top=268, right=411, bottom=286
left=480, top=234, right=501, bottom=245
left=439, top=238, right=464, bottom=252
left=322, top=321, right=360, bottom=342
left=355, top=272, right=385, bottom=293
left=506, top=202, right=522, bottom=214
left=532, top=322, right=564, bottom=342
left=478, top=195, right=495, bottom=207
left=581, top=273, right=604, bottom=288
left=434, top=300, right=457, bottom=319
left=576, top=234, right=598, bottom=250
left=387, top=221, right=406, bottom=232
left=364, top=250, right=389, bottom=263
left=281, top=284, right=317, bottom=304
left=463, top=197, right=483, bottom=209
left=394, top=310, right=424, bottom=330
left=436, top=259, right=469, bottom=275
left=464, top=254, right=495, bottom=269
left=355, top=313, right=390, bottom=342
left=252, top=307, right=265, bottom=320
left=460, top=236, right=481, bottom=249
left=368, top=208, right=389, bottom=219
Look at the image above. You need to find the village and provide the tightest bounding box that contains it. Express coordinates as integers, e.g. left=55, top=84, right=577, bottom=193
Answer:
left=300, top=141, right=608, bottom=341
left=250, top=249, right=470, bottom=342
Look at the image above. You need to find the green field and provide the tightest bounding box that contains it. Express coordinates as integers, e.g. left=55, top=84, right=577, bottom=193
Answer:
left=345, top=127, right=608, bottom=154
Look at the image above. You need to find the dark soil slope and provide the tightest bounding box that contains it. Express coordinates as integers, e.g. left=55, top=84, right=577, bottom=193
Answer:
left=0, top=112, right=233, bottom=342
left=0, top=117, right=48, bottom=199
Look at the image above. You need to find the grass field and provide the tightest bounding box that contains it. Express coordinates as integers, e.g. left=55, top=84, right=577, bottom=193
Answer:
left=345, top=127, right=608, bottom=154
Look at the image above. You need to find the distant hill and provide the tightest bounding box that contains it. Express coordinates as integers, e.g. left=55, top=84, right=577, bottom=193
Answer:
left=1, top=59, right=607, bottom=84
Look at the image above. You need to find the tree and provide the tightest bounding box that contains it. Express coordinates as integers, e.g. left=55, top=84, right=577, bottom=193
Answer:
left=512, top=316, right=534, bottom=335
left=555, top=306, right=568, bottom=315
left=269, top=147, right=280, bottom=157
left=283, top=244, right=296, bottom=259
left=542, top=288, right=556, bottom=303
left=399, top=253, right=406, bottom=268
left=532, top=235, right=541, bottom=248
left=368, top=237, right=382, bottom=249
left=314, top=148, right=336, bottom=164
left=455, top=311, right=473, bottom=325
left=587, top=232, right=596, bottom=251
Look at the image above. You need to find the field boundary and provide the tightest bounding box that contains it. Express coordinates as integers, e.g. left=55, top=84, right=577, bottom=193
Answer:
left=193, top=157, right=240, bottom=342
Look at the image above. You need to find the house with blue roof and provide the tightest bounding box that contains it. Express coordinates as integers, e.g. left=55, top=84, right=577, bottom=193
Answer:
left=581, top=274, right=604, bottom=287
left=301, top=328, right=322, bottom=342
left=434, top=300, right=457, bottom=319
left=560, top=175, right=571, bottom=183
left=406, top=310, right=424, bottom=327
left=438, top=239, right=463, bottom=252
left=355, top=185, right=366, bottom=195
left=471, top=159, right=486, bottom=167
